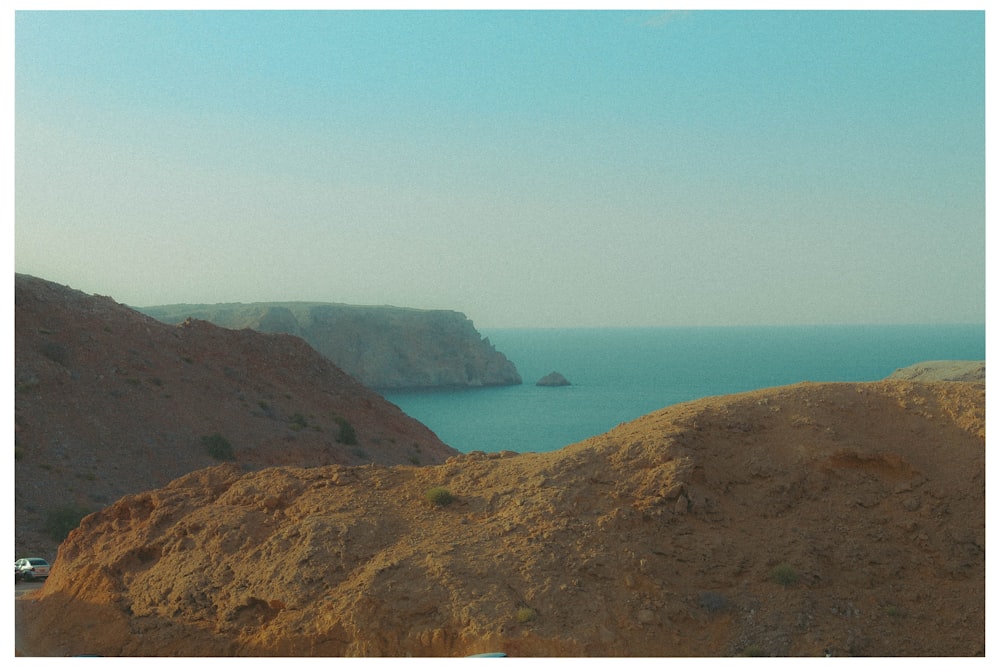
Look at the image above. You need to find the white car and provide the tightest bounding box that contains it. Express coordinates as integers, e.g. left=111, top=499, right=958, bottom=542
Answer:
left=15, top=558, right=50, bottom=581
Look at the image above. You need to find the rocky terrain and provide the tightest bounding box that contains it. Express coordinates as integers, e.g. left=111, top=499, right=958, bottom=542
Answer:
left=14, top=274, right=458, bottom=559
left=138, top=302, right=522, bottom=390
left=887, top=360, right=985, bottom=383
left=17, top=379, right=984, bottom=657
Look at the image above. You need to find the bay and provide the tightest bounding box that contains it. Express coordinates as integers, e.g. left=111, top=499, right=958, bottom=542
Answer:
left=381, top=324, right=985, bottom=454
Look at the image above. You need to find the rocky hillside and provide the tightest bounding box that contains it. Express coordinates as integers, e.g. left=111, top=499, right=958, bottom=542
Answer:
left=138, top=302, right=522, bottom=390
left=886, top=360, right=985, bottom=383
left=14, top=274, right=458, bottom=559
left=17, top=379, right=984, bottom=657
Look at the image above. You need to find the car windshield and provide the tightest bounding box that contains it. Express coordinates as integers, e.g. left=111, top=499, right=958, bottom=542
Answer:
left=27, top=558, right=48, bottom=566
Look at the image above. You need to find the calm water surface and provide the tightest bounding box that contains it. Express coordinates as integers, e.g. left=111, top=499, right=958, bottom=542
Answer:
left=382, top=324, right=984, bottom=454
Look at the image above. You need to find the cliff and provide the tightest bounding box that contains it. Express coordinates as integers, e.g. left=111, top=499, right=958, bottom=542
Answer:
left=17, top=379, right=984, bottom=657
left=14, top=274, right=458, bottom=559
left=137, top=302, right=522, bottom=390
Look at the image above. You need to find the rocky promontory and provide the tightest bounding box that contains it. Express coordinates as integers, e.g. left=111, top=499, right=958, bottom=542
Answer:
left=138, top=302, right=522, bottom=390
left=886, top=360, right=985, bottom=383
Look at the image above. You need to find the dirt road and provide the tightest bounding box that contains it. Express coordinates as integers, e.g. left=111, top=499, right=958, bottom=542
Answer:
left=15, top=581, right=45, bottom=656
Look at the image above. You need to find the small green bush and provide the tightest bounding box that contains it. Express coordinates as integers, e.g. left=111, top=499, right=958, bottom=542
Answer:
left=516, top=606, right=537, bottom=623
left=201, top=433, right=235, bottom=461
left=770, top=564, right=798, bottom=587
left=289, top=413, right=308, bottom=430
left=424, top=486, right=455, bottom=507
left=39, top=341, right=70, bottom=366
left=697, top=591, right=730, bottom=613
left=44, top=505, right=92, bottom=542
left=335, top=416, right=358, bottom=445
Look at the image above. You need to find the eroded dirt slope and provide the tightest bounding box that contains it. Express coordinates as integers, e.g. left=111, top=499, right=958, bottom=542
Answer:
left=17, top=380, right=984, bottom=657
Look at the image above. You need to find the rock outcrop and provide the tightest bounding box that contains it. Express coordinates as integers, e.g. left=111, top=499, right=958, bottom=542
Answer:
left=536, top=371, right=570, bottom=386
left=17, top=380, right=985, bottom=657
left=886, top=360, right=984, bottom=383
left=138, top=302, right=522, bottom=390
left=14, top=274, right=457, bottom=559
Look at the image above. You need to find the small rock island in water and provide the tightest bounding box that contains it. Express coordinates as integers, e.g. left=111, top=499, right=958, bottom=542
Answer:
left=536, top=371, right=571, bottom=387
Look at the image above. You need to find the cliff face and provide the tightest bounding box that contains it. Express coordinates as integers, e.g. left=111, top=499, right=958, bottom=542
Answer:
left=14, top=274, right=458, bottom=559
left=17, top=380, right=985, bottom=657
left=138, top=303, right=522, bottom=390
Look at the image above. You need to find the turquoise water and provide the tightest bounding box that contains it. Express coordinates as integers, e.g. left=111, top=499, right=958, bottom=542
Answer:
left=382, top=325, right=985, bottom=454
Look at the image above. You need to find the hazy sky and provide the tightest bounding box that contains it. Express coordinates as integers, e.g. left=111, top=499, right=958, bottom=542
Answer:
left=13, top=8, right=986, bottom=328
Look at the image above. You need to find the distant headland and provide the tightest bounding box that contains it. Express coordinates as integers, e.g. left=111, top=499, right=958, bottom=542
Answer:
left=137, top=302, right=522, bottom=391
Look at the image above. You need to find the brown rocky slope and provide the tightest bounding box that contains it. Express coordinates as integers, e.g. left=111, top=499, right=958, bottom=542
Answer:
left=18, top=379, right=984, bottom=657
left=15, top=274, right=457, bottom=559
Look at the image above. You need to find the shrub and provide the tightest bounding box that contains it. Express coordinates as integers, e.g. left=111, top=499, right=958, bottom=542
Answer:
left=39, top=340, right=71, bottom=366
left=44, top=505, right=92, bottom=542
left=697, top=591, right=730, bottom=613
left=742, top=645, right=767, bottom=657
left=335, top=416, right=358, bottom=445
left=516, top=606, right=537, bottom=623
left=201, top=433, right=235, bottom=461
left=424, top=486, right=455, bottom=507
left=770, top=564, right=798, bottom=587
left=289, top=413, right=308, bottom=430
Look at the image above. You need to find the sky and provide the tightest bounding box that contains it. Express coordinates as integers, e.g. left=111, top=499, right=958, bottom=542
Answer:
left=11, top=5, right=988, bottom=328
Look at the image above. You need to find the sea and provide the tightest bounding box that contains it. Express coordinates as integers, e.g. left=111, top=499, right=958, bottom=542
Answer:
left=381, top=324, right=985, bottom=455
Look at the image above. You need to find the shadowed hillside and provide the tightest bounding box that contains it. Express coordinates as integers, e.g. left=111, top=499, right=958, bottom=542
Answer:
left=15, top=274, right=458, bottom=559
left=17, top=379, right=984, bottom=657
